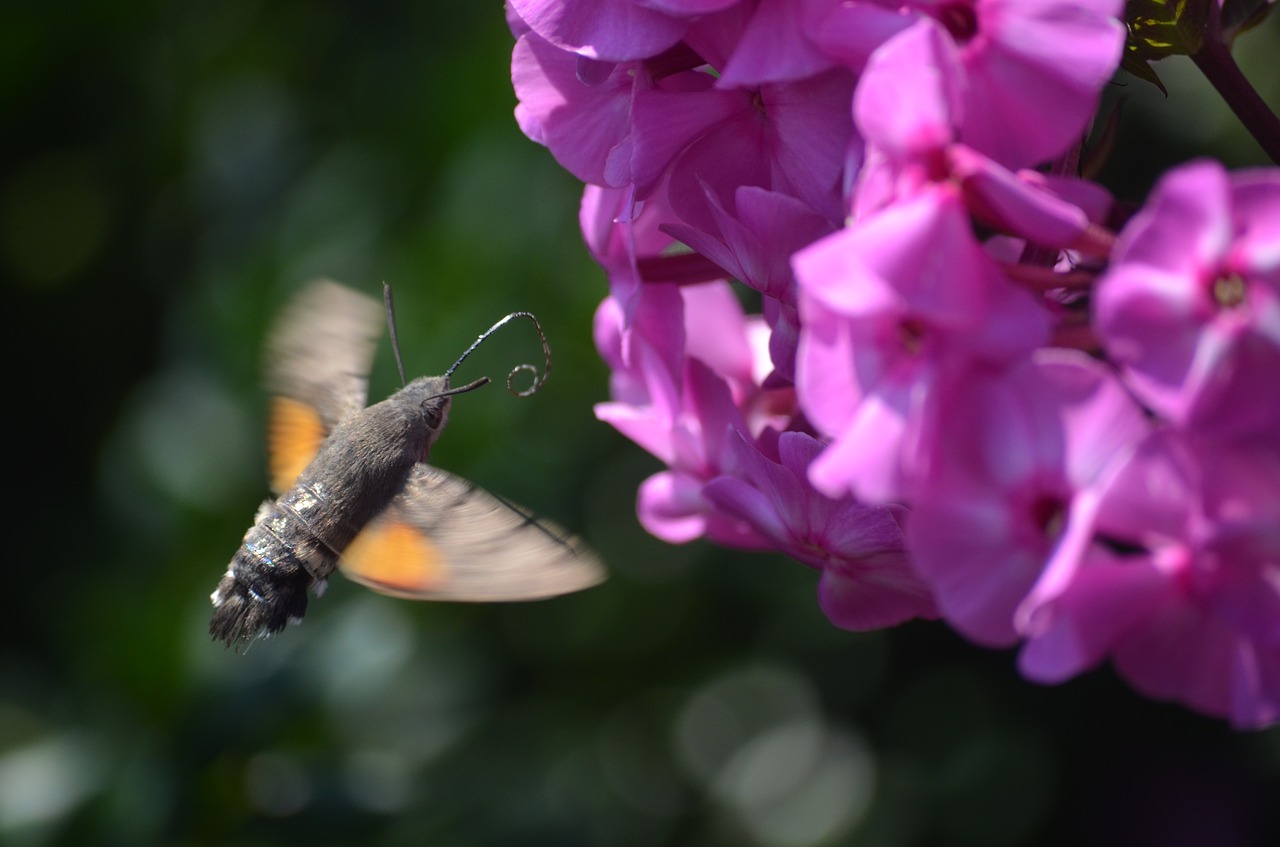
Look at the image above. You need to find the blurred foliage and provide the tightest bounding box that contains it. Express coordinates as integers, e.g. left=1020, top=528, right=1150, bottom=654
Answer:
left=3, top=2, right=1280, bottom=846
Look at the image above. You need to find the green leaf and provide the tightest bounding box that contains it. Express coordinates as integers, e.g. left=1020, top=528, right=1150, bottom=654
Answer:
left=1119, top=53, right=1169, bottom=96
left=1124, top=0, right=1212, bottom=61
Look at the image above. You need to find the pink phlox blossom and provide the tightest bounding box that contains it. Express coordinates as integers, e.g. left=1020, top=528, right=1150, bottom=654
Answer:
left=628, top=65, right=855, bottom=225
left=665, top=184, right=835, bottom=306
left=945, top=0, right=1124, bottom=168
left=507, top=0, right=1280, bottom=731
left=851, top=18, right=1114, bottom=257
left=700, top=0, right=838, bottom=86
left=664, top=184, right=837, bottom=382
left=595, top=281, right=790, bottom=543
left=634, top=359, right=759, bottom=545
left=705, top=430, right=939, bottom=629
left=516, top=25, right=855, bottom=222
left=1017, top=430, right=1280, bottom=729
left=907, top=350, right=1150, bottom=647
left=794, top=184, right=1052, bottom=503
left=852, top=17, right=966, bottom=168
left=581, top=183, right=701, bottom=314
left=819, top=0, right=1123, bottom=169
left=514, top=31, right=732, bottom=198
left=595, top=279, right=765, bottom=467
left=508, top=0, right=739, bottom=63
left=949, top=148, right=1116, bottom=257
left=1095, top=160, right=1280, bottom=444
left=616, top=66, right=741, bottom=201
left=513, top=31, right=644, bottom=187
left=761, top=299, right=802, bottom=387
left=594, top=283, right=686, bottom=462
left=806, top=0, right=916, bottom=75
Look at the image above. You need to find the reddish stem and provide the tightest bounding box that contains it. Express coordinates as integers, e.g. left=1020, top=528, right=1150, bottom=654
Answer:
left=636, top=251, right=731, bottom=286
left=1003, top=264, right=1097, bottom=291
left=1192, top=20, right=1280, bottom=165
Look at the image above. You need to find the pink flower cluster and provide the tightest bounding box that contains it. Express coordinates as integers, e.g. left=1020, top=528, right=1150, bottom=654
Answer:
left=508, top=0, right=1280, bottom=728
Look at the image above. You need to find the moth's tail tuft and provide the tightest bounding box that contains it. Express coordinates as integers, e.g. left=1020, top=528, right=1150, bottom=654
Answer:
left=209, top=571, right=309, bottom=650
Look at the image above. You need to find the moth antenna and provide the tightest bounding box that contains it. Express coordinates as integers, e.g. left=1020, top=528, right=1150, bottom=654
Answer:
left=446, top=311, right=551, bottom=398
left=383, top=282, right=408, bottom=387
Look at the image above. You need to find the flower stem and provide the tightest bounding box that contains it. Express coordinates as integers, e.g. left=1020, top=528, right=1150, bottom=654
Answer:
left=637, top=251, right=731, bottom=286
left=1192, top=35, right=1280, bottom=164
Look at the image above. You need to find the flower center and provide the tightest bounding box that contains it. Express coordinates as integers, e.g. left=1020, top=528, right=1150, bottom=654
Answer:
left=936, top=1, right=979, bottom=43
left=1030, top=494, right=1066, bottom=541
left=1212, top=273, right=1247, bottom=308
left=647, top=41, right=710, bottom=81
left=898, top=317, right=926, bottom=355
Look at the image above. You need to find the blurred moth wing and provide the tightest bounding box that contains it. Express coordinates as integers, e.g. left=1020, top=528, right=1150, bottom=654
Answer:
left=341, top=465, right=603, bottom=600
left=264, top=279, right=383, bottom=492
left=261, top=279, right=604, bottom=606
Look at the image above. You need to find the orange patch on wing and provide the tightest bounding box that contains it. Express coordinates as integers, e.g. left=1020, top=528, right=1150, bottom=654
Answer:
left=268, top=396, right=327, bottom=492
left=341, top=520, right=449, bottom=595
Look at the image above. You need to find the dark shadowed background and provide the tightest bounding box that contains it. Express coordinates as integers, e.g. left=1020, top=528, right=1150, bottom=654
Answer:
left=4, top=3, right=1280, bottom=846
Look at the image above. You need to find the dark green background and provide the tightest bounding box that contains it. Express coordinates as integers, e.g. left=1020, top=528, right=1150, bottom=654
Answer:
left=5, top=3, right=1279, bottom=845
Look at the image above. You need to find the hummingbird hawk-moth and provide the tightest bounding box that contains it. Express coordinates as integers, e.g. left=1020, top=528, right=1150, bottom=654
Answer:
left=209, top=279, right=604, bottom=647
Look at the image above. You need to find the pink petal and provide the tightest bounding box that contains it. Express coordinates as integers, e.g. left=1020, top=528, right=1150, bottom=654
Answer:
left=1018, top=549, right=1168, bottom=682
left=959, top=0, right=1124, bottom=167
left=512, top=33, right=637, bottom=186
left=818, top=555, right=939, bottom=630
left=854, top=18, right=963, bottom=160
left=717, top=0, right=836, bottom=86
left=511, top=0, right=689, bottom=61
left=638, top=470, right=710, bottom=542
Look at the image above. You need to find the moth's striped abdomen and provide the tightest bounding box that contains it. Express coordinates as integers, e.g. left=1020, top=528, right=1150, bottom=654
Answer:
left=210, top=484, right=349, bottom=647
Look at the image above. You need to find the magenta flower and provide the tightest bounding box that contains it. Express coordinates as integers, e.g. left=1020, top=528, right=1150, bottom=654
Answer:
left=1018, top=431, right=1280, bottom=729
left=949, top=0, right=1124, bottom=167
left=850, top=18, right=1115, bottom=256
left=508, top=0, right=732, bottom=62
left=634, top=358, right=753, bottom=545
left=851, top=17, right=964, bottom=168
left=506, top=0, right=1280, bottom=728
left=1095, top=160, right=1280, bottom=443
left=513, top=15, right=856, bottom=229
left=705, top=430, right=939, bottom=630
left=794, top=184, right=1050, bottom=502
left=664, top=185, right=834, bottom=307
left=907, top=351, right=1150, bottom=646
left=593, top=283, right=685, bottom=456
left=512, top=32, right=640, bottom=187
left=594, top=280, right=788, bottom=544
left=715, top=0, right=836, bottom=85
left=627, top=66, right=854, bottom=225
left=818, top=0, right=1124, bottom=168
left=580, top=183, right=700, bottom=312
left=663, top=185, right=836, bottom=380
